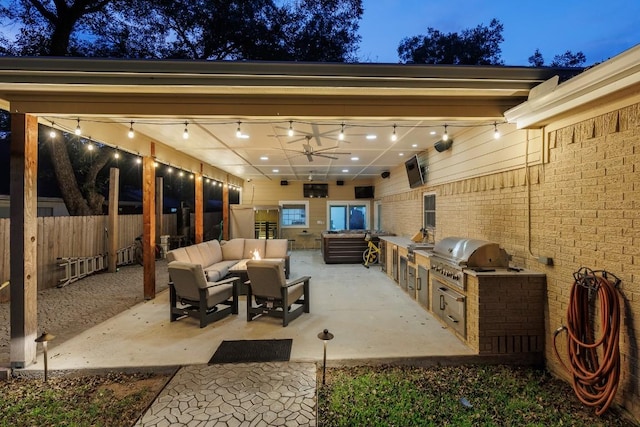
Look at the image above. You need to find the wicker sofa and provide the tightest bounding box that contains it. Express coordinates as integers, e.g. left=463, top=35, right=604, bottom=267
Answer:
left=166, top=238, right=291, bottom=281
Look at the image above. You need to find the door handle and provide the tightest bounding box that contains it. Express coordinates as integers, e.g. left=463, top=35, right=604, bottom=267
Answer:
left=417, top=277, right=421, bottom=290
left=439, top=294, right=445, bottom=311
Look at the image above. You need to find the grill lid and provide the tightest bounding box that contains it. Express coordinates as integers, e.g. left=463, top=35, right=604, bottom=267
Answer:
left=432, top=236, right=509, bottom=268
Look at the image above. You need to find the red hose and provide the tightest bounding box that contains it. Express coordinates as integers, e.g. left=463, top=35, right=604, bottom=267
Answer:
left=553, top=273, right=620, bottom=416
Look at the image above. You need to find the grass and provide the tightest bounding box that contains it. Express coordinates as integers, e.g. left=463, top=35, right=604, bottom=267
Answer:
left=317, top=365, right=636, bottom=427
left=0, top=371, right=171, bottom=427
left=1, top=365, right=635, bottom=426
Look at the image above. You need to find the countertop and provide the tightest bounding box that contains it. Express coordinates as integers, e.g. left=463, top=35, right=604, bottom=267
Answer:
left=379, top=235, right=543, bottom=277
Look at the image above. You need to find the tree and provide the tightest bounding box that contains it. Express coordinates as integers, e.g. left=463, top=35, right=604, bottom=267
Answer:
left=0, top=0, right=363, bottom=214
left=397, top=19, right=504, bottom=65
left=528, top=48, right=586, bottom=67
left=528, top=49, right=544, bottom=67
left=550, top=50, right=586, bottom=67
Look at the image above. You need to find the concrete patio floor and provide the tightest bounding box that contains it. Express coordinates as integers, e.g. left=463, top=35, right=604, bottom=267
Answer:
left=23, top=249, right=473, bottom=371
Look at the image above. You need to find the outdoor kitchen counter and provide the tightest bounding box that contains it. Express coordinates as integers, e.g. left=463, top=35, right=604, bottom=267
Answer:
left=464, top=267, right=546, bottom=277
left=378, top=235, right=415, bottom=248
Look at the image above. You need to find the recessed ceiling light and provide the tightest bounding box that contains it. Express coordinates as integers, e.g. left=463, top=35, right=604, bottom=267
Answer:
left=430, top=131, right=436, bottom=135
left=342, top=169, right=349, bottom=173
left=399, top=153, right=405, bottom=156
left=366, top=134, right=377, bottom=140
left=272, top=169, right=279, bottom=173
left=260, top=156, right=269, bottom=160
left=350, top=156, right=359, bottom=161
left=412, top=144, right=418, bottom=148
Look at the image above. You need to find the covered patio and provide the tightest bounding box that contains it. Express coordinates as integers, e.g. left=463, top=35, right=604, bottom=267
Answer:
left=0, top=57, right=565, bottom=368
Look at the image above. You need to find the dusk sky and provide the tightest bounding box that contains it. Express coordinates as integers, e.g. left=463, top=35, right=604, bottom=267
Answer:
left=358, top=0, right=640, bottom=65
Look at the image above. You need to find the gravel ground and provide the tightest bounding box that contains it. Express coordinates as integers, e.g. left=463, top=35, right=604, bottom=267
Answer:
left=0, top=260, right=169, bottom=364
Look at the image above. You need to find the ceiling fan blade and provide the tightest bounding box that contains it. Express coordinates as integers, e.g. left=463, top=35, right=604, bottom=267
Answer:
left=313, top=146, right=349, bottom=154
left=306, top=154, right=314, bottom=162
left=313, top=154, right=339, bottom=160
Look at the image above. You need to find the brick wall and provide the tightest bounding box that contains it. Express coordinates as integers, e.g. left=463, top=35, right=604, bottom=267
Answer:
left=379, top=102, right=640, bottom=421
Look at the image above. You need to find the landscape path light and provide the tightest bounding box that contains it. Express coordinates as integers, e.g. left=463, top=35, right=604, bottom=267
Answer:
left=317, top=328, right=334, bottom=385
left=35, top=331, right=55, bottom=382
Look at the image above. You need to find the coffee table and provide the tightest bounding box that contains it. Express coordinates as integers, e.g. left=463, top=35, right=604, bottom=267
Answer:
left=228, top=259, right=250, bottom=295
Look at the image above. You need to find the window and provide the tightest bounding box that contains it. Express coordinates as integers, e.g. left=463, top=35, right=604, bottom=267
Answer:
left=328, top=201, right=369, bottom=230
left=280, top=201, right=309, bottom=228
left=423, top=193, right=436, bottom=229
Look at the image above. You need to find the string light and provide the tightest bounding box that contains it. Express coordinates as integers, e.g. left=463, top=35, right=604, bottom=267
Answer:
left=114, top=149, right=120, bottom=159
left=442, top=124, right=449, bottom=141
left=288, top=120, right=294, bottom=137
left=128, top=121, right=135, bottom=139
left=182, top=122, right=189, bottom=140
left=391, top=124, right=397, bottom=142
left=49, top=122, right=56, bottom=138
left=87, top=140, right=94, bottom=151
left=493, top=122, right=501, bottom=139
left=75, top=119, right=82, bottom=136
left=136, top=157, right=142, bottom=164
left=339, top=123, right=345, bottom=140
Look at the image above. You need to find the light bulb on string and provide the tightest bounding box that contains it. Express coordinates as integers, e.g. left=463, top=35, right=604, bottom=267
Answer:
left=391, top=124, right=397, bottom=142
left=339, top=123, right=345, bottom=141
left=86, top=138, right=94, bottom=151
left=288, top=121, right=294, bottom=137
left=236, top=122, right=242, bottom=138
left=183, top=122, right=189, bottom=140
left=442, top=125, right=449, bottom=141
left=128, top=121, right=135, bottom=139
left=493, top=122, right=501, bottom=139
left=49, top=123, right=56, bottom=138
left=75, top=119, right=82, bottom=136
left=114, top=149, right=120, bottom=159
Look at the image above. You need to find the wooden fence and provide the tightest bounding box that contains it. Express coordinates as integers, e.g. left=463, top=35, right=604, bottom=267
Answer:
left=0, top=214, right=177, bottom=302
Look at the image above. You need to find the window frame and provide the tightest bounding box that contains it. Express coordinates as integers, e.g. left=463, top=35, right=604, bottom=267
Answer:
left=279, top=200, right=309, bottom=228
left=327, top=200, right=370, bottom=231
left=423, top=192, right=436, bottom=232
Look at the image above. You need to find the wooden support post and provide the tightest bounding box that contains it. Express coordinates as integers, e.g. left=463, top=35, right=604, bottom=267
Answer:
left=194, top=169, right=203, bottom=244
left=9, top=113, right=38, bottom=368
left=108, top=167, right=119, bottom=273
left=142, top=155, right=156, bottom=300
left=155, top=176, right=163, bottom=242
left=222, top=179, right=229, bottom=241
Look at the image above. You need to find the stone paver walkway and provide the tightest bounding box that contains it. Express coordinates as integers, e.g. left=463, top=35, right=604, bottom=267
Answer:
left=135, top=362, right=317, bottom=427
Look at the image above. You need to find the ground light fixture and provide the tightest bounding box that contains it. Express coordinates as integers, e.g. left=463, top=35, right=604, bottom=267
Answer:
left=35, top=331, right=55, bottom=382
left=317, top=328, right=334, bottom=385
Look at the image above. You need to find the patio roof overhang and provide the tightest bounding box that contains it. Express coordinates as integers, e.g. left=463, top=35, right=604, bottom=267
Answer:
left=0, top=57, right=579, bottom=182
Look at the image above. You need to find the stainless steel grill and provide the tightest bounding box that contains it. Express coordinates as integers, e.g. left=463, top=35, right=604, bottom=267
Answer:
left=430, top=237, right=509, bottom=290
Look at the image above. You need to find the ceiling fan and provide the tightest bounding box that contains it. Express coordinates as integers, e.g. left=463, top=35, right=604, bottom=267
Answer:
left=286, top=136, right=351, bottom=162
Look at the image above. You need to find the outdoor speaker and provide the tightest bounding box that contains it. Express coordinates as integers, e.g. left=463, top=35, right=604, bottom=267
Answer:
left=280, top=180, right=288, bottom=186
left=381, top=171, right=390, bottom=179
left=434, top=139, right=453, bottom=152
left=336, top=180, right=344, bottom=186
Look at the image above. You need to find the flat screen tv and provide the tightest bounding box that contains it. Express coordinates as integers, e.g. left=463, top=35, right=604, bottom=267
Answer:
left=303, top=183, right=328, bottom=198
left=355, top=185, right=375, bottom=199
left=405, top=155, right=425, bottom=189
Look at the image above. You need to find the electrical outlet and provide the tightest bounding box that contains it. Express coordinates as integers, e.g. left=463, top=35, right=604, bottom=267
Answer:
left=537, top=256, right=553, bottom=266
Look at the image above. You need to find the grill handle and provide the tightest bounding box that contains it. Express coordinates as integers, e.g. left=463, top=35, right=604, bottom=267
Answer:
left=447, top=315, right=459, bottom=323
